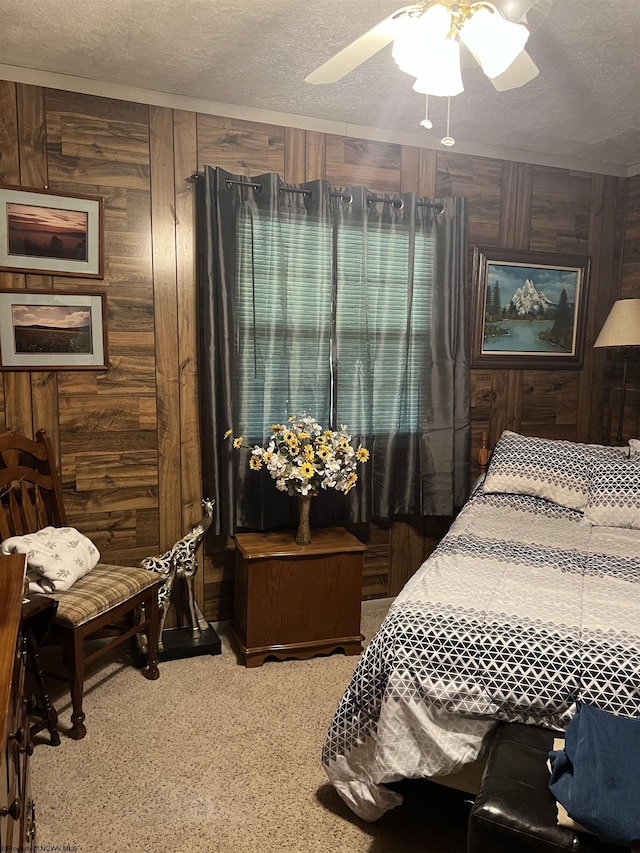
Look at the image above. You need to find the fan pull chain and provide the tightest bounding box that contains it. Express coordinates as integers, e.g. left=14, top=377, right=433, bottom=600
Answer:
left=441, top=96, right=455, bottom=146
left=420, top=94, right=433, bottom=129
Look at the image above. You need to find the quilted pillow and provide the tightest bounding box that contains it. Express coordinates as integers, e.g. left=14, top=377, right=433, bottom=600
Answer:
left=483, top=430, right=624, bottom=511
left=584, top=455, right=640, bottom=528
left=630, top=438, right=640, bottom=457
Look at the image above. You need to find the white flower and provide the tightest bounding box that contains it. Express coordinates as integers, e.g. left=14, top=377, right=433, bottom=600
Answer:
left=231, top=412, right=368, bottom=497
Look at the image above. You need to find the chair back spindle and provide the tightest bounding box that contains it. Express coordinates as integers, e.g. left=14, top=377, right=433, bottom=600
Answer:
left=0, top=430, right=67, bottom=540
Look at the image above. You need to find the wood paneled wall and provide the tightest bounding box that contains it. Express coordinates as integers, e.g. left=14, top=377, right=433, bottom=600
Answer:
left=0, top=81, right=636, bottom=621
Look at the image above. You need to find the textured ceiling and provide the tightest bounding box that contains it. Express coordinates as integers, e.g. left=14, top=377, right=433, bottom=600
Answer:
left=0, top=0, right=639, bottom=174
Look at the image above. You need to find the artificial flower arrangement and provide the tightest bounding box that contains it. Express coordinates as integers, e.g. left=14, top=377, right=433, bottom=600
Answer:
left=225, top=414, right=369, bottom=497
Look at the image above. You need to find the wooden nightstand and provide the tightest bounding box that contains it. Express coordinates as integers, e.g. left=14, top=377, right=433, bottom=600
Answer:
left=232, top=527, right=366, bottom=667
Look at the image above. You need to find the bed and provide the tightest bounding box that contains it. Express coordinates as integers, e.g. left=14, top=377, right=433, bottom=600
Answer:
left=322, top=430, right=640, bottom=821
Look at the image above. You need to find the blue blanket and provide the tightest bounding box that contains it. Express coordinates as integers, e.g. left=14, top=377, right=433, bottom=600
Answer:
left=549, top=702, right=640, bottom=846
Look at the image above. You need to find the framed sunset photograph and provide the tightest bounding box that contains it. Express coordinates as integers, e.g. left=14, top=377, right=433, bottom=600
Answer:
left=471, top=247, right=590, bottom=370
left=0, top=289, right=108, bottom=370
left=0, top=185, right=104, bottom=278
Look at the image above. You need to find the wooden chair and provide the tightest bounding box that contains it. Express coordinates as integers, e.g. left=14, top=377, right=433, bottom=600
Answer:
left=0, top=429, right=160, bottom=740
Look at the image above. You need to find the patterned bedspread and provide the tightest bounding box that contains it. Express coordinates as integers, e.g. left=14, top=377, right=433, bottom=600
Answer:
left=322, top=486, right=640, bottom=821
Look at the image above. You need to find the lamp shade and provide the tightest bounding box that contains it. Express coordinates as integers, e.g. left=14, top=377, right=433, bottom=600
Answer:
left=393, top=4, right=465, bottom=96
left=460, top=6, right=529, bottom=78
left=593, top=299, right=640, bottom=348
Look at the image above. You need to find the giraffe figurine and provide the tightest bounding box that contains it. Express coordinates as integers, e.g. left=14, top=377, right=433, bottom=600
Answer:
left=139, top=498, right=215, bottom=652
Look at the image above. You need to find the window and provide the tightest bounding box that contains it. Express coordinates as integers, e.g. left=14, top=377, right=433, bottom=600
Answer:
left=196, top=165, right=468, bottom=532
left=235, top=207, right=435, bottom=440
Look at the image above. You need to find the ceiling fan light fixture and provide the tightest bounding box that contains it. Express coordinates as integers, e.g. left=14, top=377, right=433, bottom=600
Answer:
left=412, top=37, right=464, bottom=96
left=391, top=4, right=452, bottom=77
left=460, top=4, right=530, bottom=78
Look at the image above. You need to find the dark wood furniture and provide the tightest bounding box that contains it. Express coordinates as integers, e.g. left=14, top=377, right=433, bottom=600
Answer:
left=23, top=595, right=60, bottom=746
left=0, top=553, right=35, bottom=852
left=232, top=526, right=366, bottom=667
left=0, top=429, right=161, bottom=740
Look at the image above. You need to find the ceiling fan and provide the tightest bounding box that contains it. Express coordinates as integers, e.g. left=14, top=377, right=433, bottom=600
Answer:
left=305, top=0, right=552, bottom=96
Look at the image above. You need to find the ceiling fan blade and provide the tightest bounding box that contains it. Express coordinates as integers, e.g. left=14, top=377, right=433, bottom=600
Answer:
left=305, top=13, right=400, bottom=84
left=490, top=49, right=539, bottom=90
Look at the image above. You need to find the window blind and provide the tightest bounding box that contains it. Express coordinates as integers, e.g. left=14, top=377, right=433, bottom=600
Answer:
left=235, top=207, right=435, bottom=441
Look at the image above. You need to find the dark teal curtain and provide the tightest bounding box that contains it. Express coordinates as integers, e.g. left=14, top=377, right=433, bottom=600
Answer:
left=197, top=166, right=470, bottom=536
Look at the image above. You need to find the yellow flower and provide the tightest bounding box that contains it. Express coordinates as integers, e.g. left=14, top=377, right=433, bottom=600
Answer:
left=233, top=436, right=243, bottom=448
left=339, top=439, right=349, bottom=451
left=346, top=472, right=358, bottom=486
left=300, top=461, right=314, bottom=479
left=283, top=431, right=295, bottom=443
left=299, top=431, right=310, bottom=440
left=263, top=451, right=273, bottom=463
left=270, top=423, right=284, bottom=433
left=303, top=444, right=315, bottom=461
left=356, top=446, right=370, bottom=462
left=249, top=456, right=262, bottom=470
left=224, top=429, right=232, bottom=439
left=316, top=445, right=330, bottom=460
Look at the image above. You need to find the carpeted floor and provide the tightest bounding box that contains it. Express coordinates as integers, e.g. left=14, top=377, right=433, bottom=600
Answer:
left=30, top=603, right=471, bottom=853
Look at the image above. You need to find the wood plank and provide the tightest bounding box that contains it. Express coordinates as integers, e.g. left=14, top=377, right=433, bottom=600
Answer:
left=0, top=81, right=19, bottom=184
left=61, top=429, right=157, bottom=453
left=504, top=371, right=523, bottom=433
left=305, top=131, right=326, bottom=181
left=63, top=486, right=158, bottom=514
left=2, top=379, right=33, bottom=436
left=389, top=519, right=410, bottom=596
left=284, top=127, right=306, bottom=183
left=326, top=135, right=402, bottom=193
left=489, top=371, right=508, bottom=448
left=3, top=85, right=49, bottom=440
left=73, top=451, right=158, bottom=490
left=45, top=90, right=150, bottom=124
left=31, top=370, right=60, bottom=443
left=588, top=175, right=625, bottom=441
left=0, top=81, right=20, bottom=434
left=17, top=84, right=60, bottom=453
left=499, top=161, right=532, bottom=249
left=340, top=138, right=402, bottom=171
left=149, top=105, right=182, bottom=550
left=48, top=154, right=150, bottom=190
left=418, top=148, right=437, bottom=198
left=174, top=108, right=205, bottom=616
left=73, top=507, right=159, bottom=557
left=57, top=114, right=149, bottom=164
left=59, top=395, right=155, bottom=431
left=197, top=114, right=285, bottom=175
left=531, top=166, right=592, bottom=200
left=17, top=83, right=47, bottom=187
left=400, top=146, right=419, bottom=194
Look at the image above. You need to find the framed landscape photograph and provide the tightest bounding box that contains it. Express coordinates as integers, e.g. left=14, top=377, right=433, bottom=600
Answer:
left=471, top=247, right=590, bottom=370
left=0, top=289, right=108, bottom=370
left=0, top=185, right=104, bottom=278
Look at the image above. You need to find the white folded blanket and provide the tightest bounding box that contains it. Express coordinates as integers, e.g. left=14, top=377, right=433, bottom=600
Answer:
left=0, top=526, right=100, bottom=593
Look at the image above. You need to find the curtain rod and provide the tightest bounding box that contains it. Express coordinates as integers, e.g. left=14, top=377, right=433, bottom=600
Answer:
left=190, top=173, right=443, bottom=212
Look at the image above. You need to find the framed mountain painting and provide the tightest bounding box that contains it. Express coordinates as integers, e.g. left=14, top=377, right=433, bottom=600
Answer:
left=471, top=247, right=590, bottom=369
